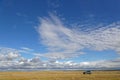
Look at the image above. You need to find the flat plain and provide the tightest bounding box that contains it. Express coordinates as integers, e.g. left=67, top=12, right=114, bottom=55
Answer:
left=0, top=70, right=120, bottom=80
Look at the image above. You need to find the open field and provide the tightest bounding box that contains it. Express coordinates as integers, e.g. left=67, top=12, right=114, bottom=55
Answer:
left=0, top=71, right=120, bottom=80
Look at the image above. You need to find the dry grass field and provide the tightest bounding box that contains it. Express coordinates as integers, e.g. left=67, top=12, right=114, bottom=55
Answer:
left=0, top=71, right=120, bottom=80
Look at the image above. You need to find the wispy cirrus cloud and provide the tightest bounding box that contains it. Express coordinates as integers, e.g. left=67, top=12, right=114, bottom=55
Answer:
left=37, top=14, right=120, bottom=59
left=16, top=12, right=28, bottom=17
left=20, top=47, right=34, bottom=53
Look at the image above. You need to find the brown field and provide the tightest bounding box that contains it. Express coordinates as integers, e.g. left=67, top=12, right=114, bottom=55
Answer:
left=0, top=70, right=120, bottom=80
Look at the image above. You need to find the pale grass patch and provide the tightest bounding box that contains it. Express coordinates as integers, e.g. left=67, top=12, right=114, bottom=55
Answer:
left=0, top=71, right=119, bottom=80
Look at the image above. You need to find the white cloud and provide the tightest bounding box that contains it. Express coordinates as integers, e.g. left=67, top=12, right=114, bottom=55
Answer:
left=79, top=59, right=120, bottom=69
left=37, top=14, right=120, bottom=59
left=0, top=47, right=20, bottom=61
left=0, top=47, right=120, bottom=70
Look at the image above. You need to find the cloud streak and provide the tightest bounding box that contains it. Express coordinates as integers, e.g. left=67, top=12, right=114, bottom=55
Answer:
left=37, top=14, right=120, bottom=59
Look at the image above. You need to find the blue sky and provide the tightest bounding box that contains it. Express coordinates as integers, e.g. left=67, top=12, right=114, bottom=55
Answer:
left=0, top=0, right=120, bottom=70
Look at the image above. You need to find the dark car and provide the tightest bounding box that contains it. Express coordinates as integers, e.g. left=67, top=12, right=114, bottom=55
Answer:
left=83, top=70, right=92, bottom=74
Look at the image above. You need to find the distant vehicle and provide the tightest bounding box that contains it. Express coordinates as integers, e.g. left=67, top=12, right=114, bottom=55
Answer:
left=83, top=70, right=92, bottom=74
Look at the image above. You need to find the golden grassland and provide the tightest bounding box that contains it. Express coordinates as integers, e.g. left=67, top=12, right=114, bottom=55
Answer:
left=0, top=70, right=120, bottom=80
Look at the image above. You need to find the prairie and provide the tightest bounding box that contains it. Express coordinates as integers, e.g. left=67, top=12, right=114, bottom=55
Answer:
left=0, top=70, right=120, bottom=80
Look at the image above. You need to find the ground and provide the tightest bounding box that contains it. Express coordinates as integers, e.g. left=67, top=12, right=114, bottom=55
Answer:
left=0, top=71, right=120, bottom=80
